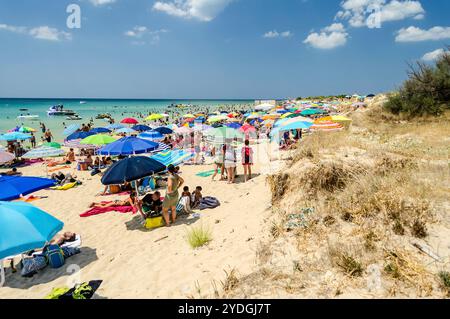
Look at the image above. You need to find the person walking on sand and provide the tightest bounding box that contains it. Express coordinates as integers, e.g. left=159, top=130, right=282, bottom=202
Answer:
left=224, top=142, right=237, bottom=184
left=162, top=164, right=184, bottom=226
left=241, top=139, right=254, bottom=182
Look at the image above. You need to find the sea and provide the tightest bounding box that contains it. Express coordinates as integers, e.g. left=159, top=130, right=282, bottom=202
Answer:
left=0, top=98, right=253, bottom=143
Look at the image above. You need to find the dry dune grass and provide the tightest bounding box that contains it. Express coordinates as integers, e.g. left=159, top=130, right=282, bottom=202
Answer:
left=220, top=99, right=450, bottom=298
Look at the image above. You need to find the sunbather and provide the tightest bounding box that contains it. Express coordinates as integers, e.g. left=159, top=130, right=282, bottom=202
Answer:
left=51, top=232, right=77, bottom=246
left=89, top=191, right=139, bottom=209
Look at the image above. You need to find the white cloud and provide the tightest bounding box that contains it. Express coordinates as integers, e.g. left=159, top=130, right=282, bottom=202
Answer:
left=153, top=0, right=234, bottom=22
left=89, top=0, right=116, bottom=6
left=0, top=23, right=71, bottom=41
left=124, top=26, right=168, bottom=45
left=336, top=0, right=425, bottom=29
left=303, top=23, right=348, bottom=49
left=29, top=26, right=72, bottom=41
left=422, top=49, right=446, bottom=62
left=263, top=30, right=293, bottom=38
left=395, top=26, right=450, bottom=42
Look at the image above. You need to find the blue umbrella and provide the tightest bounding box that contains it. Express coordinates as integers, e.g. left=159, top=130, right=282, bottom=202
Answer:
left=0, top=132, right=31, bottom=141
left=101, top=156, right=166, bottom=185
left=97, top=137, right=158, bottom=156
left=89, top=127, right=111, bottom=134
left=132, top=124, right=152, bottom=132
left=63, top=124, right=80, bottom=136
left=0, top=175, right=56, bottom=201
left=153, top=127, right=173, bottom=135
left=105, top=123, right=126, bottom=130
left=226, top=123, right=242, bottom=129
left=66, top=131, right=95, bottom=141
left=116, top=127, right=137, bottom=135
left=138, top=130, right=164, bottom=141
left=0, top=201, right=64, bottom=260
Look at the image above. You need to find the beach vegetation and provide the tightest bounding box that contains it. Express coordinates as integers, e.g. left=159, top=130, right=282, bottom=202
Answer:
left=438, top=271, right=450, bottom=294
left=384, top=47, right=450, bottom=118
left=186, top=225, right=212, bottom=249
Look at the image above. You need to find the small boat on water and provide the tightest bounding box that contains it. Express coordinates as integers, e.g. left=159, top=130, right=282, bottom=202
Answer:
left=47, top=105, right=76, bottom=116
left=17, top=115, right=40, bottom=121
left=80, top=101, right=87, bottom=104
left=66, top=115, right=83, bottom=121
left=19, top=108, right=29, bottom=111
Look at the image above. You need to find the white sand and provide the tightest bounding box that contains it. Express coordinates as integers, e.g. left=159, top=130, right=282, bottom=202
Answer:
left=0, top=143, right=273, bottom=299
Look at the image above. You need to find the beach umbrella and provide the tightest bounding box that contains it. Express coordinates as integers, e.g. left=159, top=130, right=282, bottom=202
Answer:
left=89, top=127, right=111, bottom=134
left=255, top=103, right=274, bottom=111
left=22, top=146, right=65, bottom=159
left=183, top=114, right=195, bottom=119
left=18, top=126, right=36, bottom=133
left=0, top=201, right=63, bottom=286
left=226, top=123, right=242, bottom=130
left=64, top=139, right=97, bottom=150
left=193, top=124, right=212, bottom=132
left=116, top=127, right=137, bottom=135
left=300, top=109, right=325, bottom=116
left=274, top=121, right=313, bottom=134
left=101, top=156, right=166, bottom=186
left=138, top=130, right=164, bottom=141
left=175, top=126, right=193, bottom=135
left=239, top=124, right=256, bottom=133
left=206, top=127, right=244, bottom=143
left=63, top=124, right=80, bottom=136
left=280, top=112, right=293, bottom=119
left=121, top=118, right=139, bottom=125
left=97, top=137, right=158, bottom=156
left=0, top=175, right=56, bottom=201
left=151, top=150, right=194, bottom=167
left=145, top=114, right=164, bottom=121
left=105, top=123, right=126, bottom=130
left=0, top=132, right=31, bottom=141
left=80, top=134, right=116, bottom=146
left=132, top=124, right=152, bottom=132
left=66, top=131, right=95, bottom=141
left=153, top=127, right=173, bottom=135
left=43, top=142, right=61, bottom=149
left=0, top=151, right=15, bottom=165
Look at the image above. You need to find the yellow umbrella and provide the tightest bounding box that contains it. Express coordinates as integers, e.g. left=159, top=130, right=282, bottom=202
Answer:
left=183, top=114, right=195, bottom=118
left=280, top=112, right=293, bottom=119
left=145, top=114, right=164, bottom=121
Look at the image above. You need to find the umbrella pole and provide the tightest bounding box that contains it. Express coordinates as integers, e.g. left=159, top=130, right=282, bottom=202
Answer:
left=0, top=259, right=5, bottom=287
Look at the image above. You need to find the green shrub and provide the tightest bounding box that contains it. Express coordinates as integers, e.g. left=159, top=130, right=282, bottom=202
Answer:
left=186, top=225, right=212, bottom=248
left=384, top=48, right=450, bottom=117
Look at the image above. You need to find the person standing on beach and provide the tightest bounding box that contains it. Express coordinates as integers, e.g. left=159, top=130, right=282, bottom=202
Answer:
left=44, top=129, right=53, bottom=143
left=224, top=142, right=237, bottom=184
left=241, top=140, right=254, bottom=182
left=30, top=132, right=36, bottom=148
left=162, top=164, right=184, bottom=226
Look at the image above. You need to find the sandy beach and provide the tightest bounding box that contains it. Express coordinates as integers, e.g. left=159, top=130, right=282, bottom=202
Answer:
left=0, top=142, right=274, bottom=299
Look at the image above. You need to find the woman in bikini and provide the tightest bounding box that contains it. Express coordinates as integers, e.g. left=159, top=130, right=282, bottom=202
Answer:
left=89, top=191, right=139, bottom=209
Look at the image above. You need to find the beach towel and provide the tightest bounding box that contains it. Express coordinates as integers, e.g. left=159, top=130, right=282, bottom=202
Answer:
left=196, top=169, right=221, bottom=177
left=16, top=195, right=48, bottom=203
left=51, top=182, right=77, bottom=191
left=80, top=202, right=135, bottom=218
left=198, top=196, right=220, bottom=210
left=45, top=280, right=103, bottom=300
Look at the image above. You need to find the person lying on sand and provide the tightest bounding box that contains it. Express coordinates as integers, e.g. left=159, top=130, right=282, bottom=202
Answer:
left=1, top=167, right=22, bottom=176
left=51, top=232, right=77, bottom=246
left=89, top=191, right=140, bottom=209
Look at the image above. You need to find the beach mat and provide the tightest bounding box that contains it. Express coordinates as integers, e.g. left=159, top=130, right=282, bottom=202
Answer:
left=196, top=169, right=221, bottom=178
left=80, top=202, right=135, bottom=217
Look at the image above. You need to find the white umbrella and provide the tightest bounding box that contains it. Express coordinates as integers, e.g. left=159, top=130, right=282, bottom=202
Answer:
left=0, top=151, right=15, bottom=164
left=22, top=146, right=65, bottom=159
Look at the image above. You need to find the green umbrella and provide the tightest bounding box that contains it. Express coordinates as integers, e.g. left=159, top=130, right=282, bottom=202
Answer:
left=206, top=127, right=244, bottom=144
left=300, top=109, right=325, bottom=116
left=80, top=134, right=116, bottom=146
left=43, top=142, right=61, bottom=149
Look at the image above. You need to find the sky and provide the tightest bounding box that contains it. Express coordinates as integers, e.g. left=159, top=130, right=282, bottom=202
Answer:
left=0, top=0, right=449, bottom=99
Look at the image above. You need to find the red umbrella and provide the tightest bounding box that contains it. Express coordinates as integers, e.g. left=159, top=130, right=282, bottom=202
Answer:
left=121, top=118, right=139, bottom=125
left=239, top=124, right=256, bottom=133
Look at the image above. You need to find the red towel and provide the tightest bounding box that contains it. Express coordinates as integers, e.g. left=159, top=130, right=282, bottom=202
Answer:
left=80, top=202, right=136, bottom=217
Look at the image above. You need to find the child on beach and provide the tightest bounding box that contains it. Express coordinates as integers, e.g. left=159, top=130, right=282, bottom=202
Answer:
left=178, top=186, right=194, bottom=214
left=191, top=186, right=203, bottom=209
left=241, top=140, right=254, bottom=182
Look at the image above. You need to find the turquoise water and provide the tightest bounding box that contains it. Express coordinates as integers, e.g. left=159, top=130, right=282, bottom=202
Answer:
left=0, top=98, right=253, bottom=143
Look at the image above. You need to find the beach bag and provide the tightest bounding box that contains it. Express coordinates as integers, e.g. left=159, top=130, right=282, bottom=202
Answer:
left=46, top=245, right=65, bottom=269
left=198, top=197, right=221, bottom=210
left=145, top=216, right=164, bottom=229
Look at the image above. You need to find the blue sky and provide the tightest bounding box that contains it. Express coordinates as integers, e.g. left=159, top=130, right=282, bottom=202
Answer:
left=0, top=0, right=449, bottom=99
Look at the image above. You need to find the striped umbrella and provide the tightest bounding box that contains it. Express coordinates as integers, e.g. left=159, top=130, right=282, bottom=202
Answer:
left=22, top=147, right=65, bottom=159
